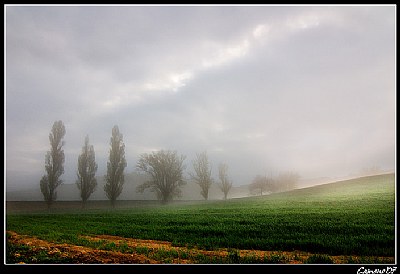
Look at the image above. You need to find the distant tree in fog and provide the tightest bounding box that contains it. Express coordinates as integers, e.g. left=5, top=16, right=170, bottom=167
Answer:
left=190, top=151, right=213, bottom=200
left=361, top=166, right=383, bottom=176
left=276, top=171, right=300, bottom=192
left=218, top=163, right=232, bottom=200
left=104, top=125, right=127, bottom=208
left=249, top=175, right=268, bottom=195
left=136, top=150, right=186, bottom=204
left=40, top=120, right=66, bottom=209
left=76, top=135, right=98, bottom=208
left=249, top=175, right=277, bottom=195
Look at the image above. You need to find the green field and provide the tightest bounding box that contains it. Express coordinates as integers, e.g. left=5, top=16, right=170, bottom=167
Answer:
left=5, top=173, right=396, bottom=263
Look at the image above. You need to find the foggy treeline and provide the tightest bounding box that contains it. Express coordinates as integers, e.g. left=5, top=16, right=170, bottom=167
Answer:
left=248, top=172, right=300, bottom=196
left=39, top=120, right=300, bottom=208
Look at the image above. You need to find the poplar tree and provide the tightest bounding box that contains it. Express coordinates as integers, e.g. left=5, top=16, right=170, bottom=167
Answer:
left=104, top=125, right=127, bottom=207
left=40, top=120, right=66, bottom=209
left=76, top=135, right=98, bottom=208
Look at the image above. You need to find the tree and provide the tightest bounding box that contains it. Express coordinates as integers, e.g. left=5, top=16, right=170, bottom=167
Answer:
left=190, top=151, right=213, bottom=200
left=249, top=174, right=277, bottom=195
left=249, top=175, right=268, bottom=196
left=136, top=150, right=186, bottom=204
left=276, top=171, right=300, bottom=192
left=40, top=120, right=66, bottom=209
left=265, top=175, right=277, bottom=193
left=76, top=135, right=98, bottom=208
left=361, top=166, right=383, bottom=176
left=104, top=125, right=127, bottom=207
left=218, top=163, right=232, bottom=200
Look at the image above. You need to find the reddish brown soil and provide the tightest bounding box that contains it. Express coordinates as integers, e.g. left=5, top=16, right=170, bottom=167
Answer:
left=6, top=231, right=395, bottom=264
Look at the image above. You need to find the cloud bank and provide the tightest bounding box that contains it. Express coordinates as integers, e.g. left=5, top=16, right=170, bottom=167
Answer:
left=5, top=5, right=395, bottom=190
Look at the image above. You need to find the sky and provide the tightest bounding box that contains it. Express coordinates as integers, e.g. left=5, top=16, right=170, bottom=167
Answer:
left=5, top=4, right=396, bottom=191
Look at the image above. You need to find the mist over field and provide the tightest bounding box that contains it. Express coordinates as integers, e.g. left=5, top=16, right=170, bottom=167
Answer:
left=5, top=5, right=395, bottom=199
left=6, top=172, right=244, bottom=201
left=6, top=170, right=392, bottom=202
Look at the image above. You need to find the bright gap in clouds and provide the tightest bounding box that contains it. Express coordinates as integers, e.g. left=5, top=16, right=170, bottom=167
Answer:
left=136, top=10, right=328, bottom=97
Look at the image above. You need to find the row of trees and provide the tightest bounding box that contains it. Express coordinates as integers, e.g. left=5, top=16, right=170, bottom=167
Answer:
left=189, top=151, right=232, bottom=201
left=40, top=121, right=129, bottom=208
left=40, top=121, right=234, bottom=208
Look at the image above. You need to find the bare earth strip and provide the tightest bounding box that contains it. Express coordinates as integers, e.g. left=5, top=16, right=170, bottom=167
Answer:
left=6, top=231, right=395, bottom=264
left=6, top=231, right=158, bottom=264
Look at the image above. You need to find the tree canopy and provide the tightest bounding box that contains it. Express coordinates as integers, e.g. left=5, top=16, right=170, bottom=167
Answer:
left=40, top=120, right=66, bottom=208
left=136, top=150, right=186, bottom=204
left=76, top=135, right=98, bottom=208
left=104, top=125, right=127, bottom=207
left=190, top=151, right=213, bottom=200
left=218, top=162, right=232, bottom=200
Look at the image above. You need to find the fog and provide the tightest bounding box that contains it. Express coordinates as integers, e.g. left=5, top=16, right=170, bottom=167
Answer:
left=5, top=5, right=395, bottom=196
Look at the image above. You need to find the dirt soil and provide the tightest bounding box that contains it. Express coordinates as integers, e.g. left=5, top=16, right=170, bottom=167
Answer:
left=6, top=231, right=395, bottom=264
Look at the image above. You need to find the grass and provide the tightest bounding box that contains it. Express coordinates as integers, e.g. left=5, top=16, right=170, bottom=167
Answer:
left=6, top=173, right=396, bottom=262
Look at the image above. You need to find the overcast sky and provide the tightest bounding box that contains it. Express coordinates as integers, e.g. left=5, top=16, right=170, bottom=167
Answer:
left=5, top=4, right=396, bottom=190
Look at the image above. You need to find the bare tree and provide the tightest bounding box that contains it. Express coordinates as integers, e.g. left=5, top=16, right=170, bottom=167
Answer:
left=190, top=151, right=213, bottom=200
left=136, top=150, right=186, bottom=204
left=249, top=175, right=268, bottom=196
left=104, top=125, right=127, bottom=208
left=249, top=174, right=277, bottom=195
left=40, top=120, right=66, bottom=209
left=218, top=163, right=232, bottom=200
left=276, top=171, right=300, bottom=192
left=76, top=135, right=98, bottom=208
